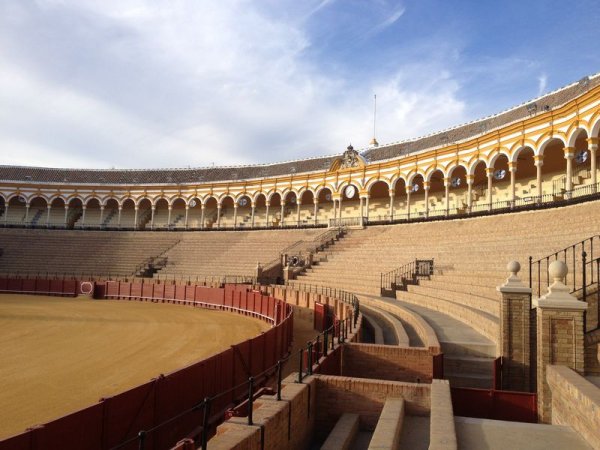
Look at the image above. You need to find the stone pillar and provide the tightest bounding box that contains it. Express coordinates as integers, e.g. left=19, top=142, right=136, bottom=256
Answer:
left=25, top=203, right=30, bottom=223
left=216, top=205, right=221, bottom=228
left=564, top=147, right=575, bottom=197
left=46, top=204, right=51, bottom=227
left=265, top=202, right=270, bottom=226
left=588, top=137, right=598, bottom=190
left=133, top=206, right=138, bottom=230
left=150, top=205, right=155, bottom=229
left=82, top=205, right=87, bottom=227
left=486, top=167, right=494, bottom=210
left=233, top=204, right=238, bottom=229
left=313, top=199, right=318, bottom=225
left=200, top=204, right=205, bottom=229
left=497, top=261, right=532, bottom=392
left=338, top=196, right=343, bottom=223
left=534, top=155, right=544, bottom=200
left=185, top=205, right=189, bottom=229
left=365, top=196, right=370, bottom=221
left=167, top=205, right=172, bottom=227
left=64, top=204, right=70, bottom=227
left=388, top=189, right=394, bottom=221
left=405, top=187, right=411, bottom=219
left=359, top=196, right=364, bottom=220
left=535, top=260, right=587, bottom=423
left=99, top=205, right=104, bottom=227
left=296, top=201, right=301, bottom=225
left=332, top=199, right=337, bottom=226
left=423, top=182, right=430, bottom=218
left=4, top=204, right=8, bottom=225
left=444, top=178, right=450, bottom=215
left=466, top=175, right=474, bottom=212
left=251, top=204, right=255, bottom=227
left=509, top=162, right=517, bottom=208
left=280, top=203, right=285, bottom=227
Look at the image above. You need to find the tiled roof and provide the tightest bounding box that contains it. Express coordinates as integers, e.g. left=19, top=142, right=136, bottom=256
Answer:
left=0, top=74, right=598, bottom=186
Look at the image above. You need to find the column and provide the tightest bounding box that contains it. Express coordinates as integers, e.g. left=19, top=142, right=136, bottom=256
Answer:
left=313, top=199, right=318, bottom=225
left=405, top=187, right=411, bottom=219
left=251, top=203, right=255, bottom=227
left=82, top=205, right=87, bottom=228
left=200, top=204, right=205, bottom=229
left=46, top=204, right=51, bottom=227
left=535, top=261, right=587, bottom=423
left=564, top=147, right=575, bottom=197
left=184, top=205, right=190, bottom=229
left=216, top=205, right=221, bottom=228
left=497, top=261, right=532, bottom=392
left=486, top=167, right=494, bottom=210
left=388, top=189, right=394, bottom=222
left=509, top=162, right=517, bottom=208
left=296, top=201, right=301, bottom=226
left=338, top=196, right=343, bottom=223
left=280, top=203, right=285, bottom=227
left=588, top=137, right=598, bottom=190
left=365, top=196, right=370, bottom=221
left=332, top=198, right=337, bottom=225
left=99, top=205, right=104, bottom=227
left=467, top=175, right=474, bottom=212
left=65, top=205, right=70, bottom=227
left=233, top=204, right=238, bottom=229
left=534, top=155, right=544, bottom=200
left=444, top=178, right=450, bottom=216
left=117, top=205, right=122, bottom=228
left=4, top=204, right=9, bottom=225
left=150, top=206, right=155, bottom=230
left=359, top=196, right=364, bottom=219
left=167, top=205, right=172, bottom=227
left=423, top=182, right=430, bottom=218
left=265, top=202, right=270, bottom=226
left=133, top=206, right=138, bottom=230
left=25, top=203, right=30, bottom=224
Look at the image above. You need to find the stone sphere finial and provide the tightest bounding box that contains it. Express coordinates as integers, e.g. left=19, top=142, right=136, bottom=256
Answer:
left=507, top=260, right=520, bottom=276
left=548, top=260, right=568, bottom=283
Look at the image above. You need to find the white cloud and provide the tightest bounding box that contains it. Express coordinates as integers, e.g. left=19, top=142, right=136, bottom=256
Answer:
left=537, top=73, right=548, bottom=96
left=0, top=0, right=468, bottom=169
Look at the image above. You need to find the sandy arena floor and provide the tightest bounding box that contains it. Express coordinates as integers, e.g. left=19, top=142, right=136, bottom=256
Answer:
left=0, top=294, right=269, bottom=439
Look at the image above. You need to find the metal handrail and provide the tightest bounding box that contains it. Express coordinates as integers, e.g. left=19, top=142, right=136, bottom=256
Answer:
left=380, top=258, right=434, bottom=297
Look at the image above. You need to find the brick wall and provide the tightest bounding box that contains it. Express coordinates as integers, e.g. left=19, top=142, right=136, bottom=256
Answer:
left=547, top=365, right=600, bottom=449
left=341, top=343, right=433, bottom=383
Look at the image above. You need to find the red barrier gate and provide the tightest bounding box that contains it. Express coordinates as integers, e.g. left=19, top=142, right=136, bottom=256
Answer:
left=451, top=387, right=537, bottom=423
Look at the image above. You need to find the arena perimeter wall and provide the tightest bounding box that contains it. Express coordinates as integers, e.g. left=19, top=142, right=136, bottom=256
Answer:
left=0, top=279, right=293, bottom=450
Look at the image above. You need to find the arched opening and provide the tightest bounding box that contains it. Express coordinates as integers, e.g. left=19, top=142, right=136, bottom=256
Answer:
left=28, top=197, right=48, bottom=227
left=392, top=178, right=407, bottom=220
left=573, top=130, right=591, bottom=190
left=368, top=181, right=389, bottom=222
left=253, top=193, right=267, bottom=227
left=490, top=154, right=510, bottom=207
left=316, top=188, right=333, bottom=225
left=470, top=161, right=488, bottom=211
left=6, top=195, right=27, bottom=226
left=102, top=199, right=119, bottom=228
left=540, top=139, right=567, bottom=197
left=80, top=198, right=101, bottom=228
left=281, top=191, right=297, bottom=227
left=268, top=193, right=282, bottom=227
left=66, top=198, right=83, bottom=229
left=340, top=183, right=361, bottom=222
left=448, top=166, right=468, bottom=213
left=299, top=190, right=315, bottom=226
left=48, top=197, right=66, bottom=228
left=514, top=147, right=536, bottom=200
left=235, top=195, right=252, bottom=228
left=119, top=198, right=136, bottom=229
left=152, top=198, right=170, bottom=229
left=137, top=198, right=152, bottom=230
left=203, top=197, right=219, bottom=229
left=187, top=197, right=203, bottom=229
left=427, top=169, right=445, bottom=217
left=409, top=174, right=425, bottom=218
left=171, top=198, right=187, bottom=229
left=219, top=196, right=235, bottom=228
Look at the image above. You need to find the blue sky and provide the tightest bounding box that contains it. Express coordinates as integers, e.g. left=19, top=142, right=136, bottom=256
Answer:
left=0, top=0, right=599, bottom=169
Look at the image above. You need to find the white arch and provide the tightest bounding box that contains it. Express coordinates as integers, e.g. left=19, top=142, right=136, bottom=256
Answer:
left=537, top=136, right=567, bottom=156
left=567, top=127, right=589, bottom=148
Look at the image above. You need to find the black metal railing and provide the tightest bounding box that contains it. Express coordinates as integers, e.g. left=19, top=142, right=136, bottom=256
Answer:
left=380, top=259, right=434, bottom=298
left=529, top=235, right=600, bottom=331
left=283, top=281, right=360, bottom=321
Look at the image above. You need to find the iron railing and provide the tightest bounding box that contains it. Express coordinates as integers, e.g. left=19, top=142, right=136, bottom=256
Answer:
left=380, top=259, right=434, bottom=297
left=529, top=235, right=600, bottom=332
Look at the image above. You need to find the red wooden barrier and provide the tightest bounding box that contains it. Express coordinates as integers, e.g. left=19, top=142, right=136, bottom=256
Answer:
left=451, top=387, right=537, bottom=423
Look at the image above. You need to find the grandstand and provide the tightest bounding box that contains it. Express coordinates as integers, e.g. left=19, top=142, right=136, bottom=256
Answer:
left=1, top=73, right=600, bottom=449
